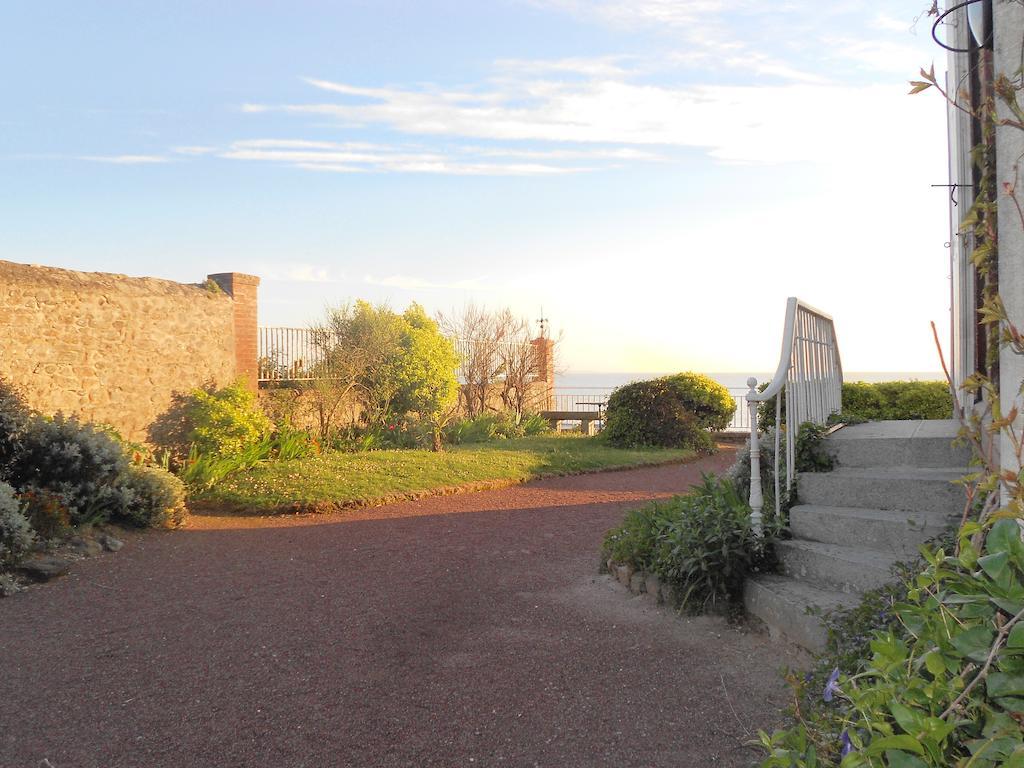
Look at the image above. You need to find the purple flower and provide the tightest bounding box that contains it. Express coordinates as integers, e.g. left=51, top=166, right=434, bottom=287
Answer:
left=823, top=668, right=841, bottom=702
left=840, top=730, right=854, bottom=757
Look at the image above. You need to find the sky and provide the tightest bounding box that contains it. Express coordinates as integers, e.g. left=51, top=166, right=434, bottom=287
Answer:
left=1, top=1, right=953, bottom=374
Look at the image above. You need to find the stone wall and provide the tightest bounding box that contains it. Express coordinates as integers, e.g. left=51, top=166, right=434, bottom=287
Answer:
left=0, top=260, right=258, bottom=443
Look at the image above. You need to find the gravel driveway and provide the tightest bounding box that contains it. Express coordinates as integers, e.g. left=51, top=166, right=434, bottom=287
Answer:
left=1, top=448, right=805, bottom=768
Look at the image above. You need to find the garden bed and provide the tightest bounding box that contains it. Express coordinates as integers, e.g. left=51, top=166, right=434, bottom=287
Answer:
left=191, top=435, right=698, bottom=515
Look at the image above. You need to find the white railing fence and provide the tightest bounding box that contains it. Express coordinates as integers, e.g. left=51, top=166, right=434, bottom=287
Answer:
left=745, top=298, right=842, bottom=534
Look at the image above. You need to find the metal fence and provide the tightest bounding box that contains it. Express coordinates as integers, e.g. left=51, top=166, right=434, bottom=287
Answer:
left=259, top=327, right=330, bottom=382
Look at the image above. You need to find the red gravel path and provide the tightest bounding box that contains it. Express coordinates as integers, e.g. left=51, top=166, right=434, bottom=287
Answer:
left=1, top=449, right=805, bottom=768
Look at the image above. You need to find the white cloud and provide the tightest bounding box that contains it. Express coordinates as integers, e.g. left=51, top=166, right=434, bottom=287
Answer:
left=871, top=12, right=912, bottom=33
left=493, top=55, right=636, bottom=78
left=255, top=263, right=348, bottom=283
left=79, top=154, right=171, bottom=164
left=825, top=38, right=930, bottom=74
left=214, top=138, right=586, bottom=175
left=242, top=76, right=940, bottom=169
left=529, top=0, right=743, bottom=30
left=172, top=145, right=217, bottom=155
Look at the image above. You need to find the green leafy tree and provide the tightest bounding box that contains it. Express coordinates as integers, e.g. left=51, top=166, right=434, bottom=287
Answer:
left=385, top=304, right=460, bottom=451
left=318, top=301, right=460, bottom=448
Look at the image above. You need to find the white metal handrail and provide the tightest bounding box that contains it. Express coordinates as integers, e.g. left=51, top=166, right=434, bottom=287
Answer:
left=745, top=298, right=842, bottom=534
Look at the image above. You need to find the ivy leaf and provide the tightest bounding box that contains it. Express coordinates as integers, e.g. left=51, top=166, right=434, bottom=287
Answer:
left=865, top=736, right=926, bottom=756
left=987, top=519, right=1024, bottom=565
left=882, top=749, right=929, bottom=767
left=987, top=672, right=1024, bottom=698
left=979, top=551, right=1011, bottom=582
left=924, top=650, right=947, bottom=676
left=952, top=625, right=996, bottom=662
left=1009, top=622, right=1024, bottom=650
left=890, top=701, right=922, bottom=735
left=909, top=80, right=933, bottom=95
left=993, top=597, right=1024, bottom=615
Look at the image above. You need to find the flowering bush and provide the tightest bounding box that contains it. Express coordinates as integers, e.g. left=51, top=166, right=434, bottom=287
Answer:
left=0, top=481, right=35, bottom=566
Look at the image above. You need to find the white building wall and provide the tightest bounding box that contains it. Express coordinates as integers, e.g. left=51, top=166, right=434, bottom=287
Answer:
left=946, top=8, right=976, bottom=406
left=995, top=2, right=1024, bottom=484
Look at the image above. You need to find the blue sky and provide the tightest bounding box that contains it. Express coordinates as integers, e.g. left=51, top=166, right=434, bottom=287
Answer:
left=1, top=1, right=952, bottom=373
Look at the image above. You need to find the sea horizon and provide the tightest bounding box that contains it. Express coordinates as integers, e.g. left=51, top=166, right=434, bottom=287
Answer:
left=555, top=371, right=944, bottom=393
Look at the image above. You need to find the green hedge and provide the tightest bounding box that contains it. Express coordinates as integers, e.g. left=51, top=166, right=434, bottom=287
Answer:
left=760, top=380, right=952, bottom=428
left=603, top=372, right=734, bottom=451
left=840, top=380, right=951, bottom=421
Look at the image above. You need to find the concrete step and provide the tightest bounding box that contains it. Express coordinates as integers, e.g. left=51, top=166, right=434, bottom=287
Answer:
left=826, top=419, right=969, bottom=469
left=797, top=466, right=967, bottom=515
left=743, top=575, right=858, bottom=652
left=777, top=539, right=900, bottom=594
left=789, top=504, right=955, bottom=557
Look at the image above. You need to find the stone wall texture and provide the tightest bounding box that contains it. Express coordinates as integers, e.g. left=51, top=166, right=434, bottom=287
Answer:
left=0, top=260, right=240, bottom=442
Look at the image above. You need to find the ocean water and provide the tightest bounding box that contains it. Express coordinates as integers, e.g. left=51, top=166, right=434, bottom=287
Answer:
left=556, top=371, right=944, bottom=394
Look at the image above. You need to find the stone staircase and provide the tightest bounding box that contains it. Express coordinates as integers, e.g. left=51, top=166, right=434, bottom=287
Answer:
left=743, top=419, right=969, bottom=651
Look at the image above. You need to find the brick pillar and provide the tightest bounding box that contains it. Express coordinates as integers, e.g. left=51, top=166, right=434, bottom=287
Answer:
left=207, top=272, right=260, bottom=392
left=531, top=337, right=555, bottom=410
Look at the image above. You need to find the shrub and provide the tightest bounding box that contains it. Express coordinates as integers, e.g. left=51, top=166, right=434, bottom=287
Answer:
left=272, top=426, right=318, bottom=461
left=0, top=378, right=31, bottom=481
left=760, top=380, right=952, bottom=429
left=603, top=372, right=734, bottom=451
left=0, top=572, right=21, bottom=596
left=187, top=381, right=272, bottom=459
left=842, top=380, right=952, bottom=421
left=0, top=481, right=35, bottom=566
left=119, top=465, right=187, bottom=528
left=17, top=486, right=72, bottom=539
left=729, top=428, right=789, bottom=516
left=520, top=411, right=551, bottom=436
left=729, top=423, right=834, bottom=521
left=181, top=438, right=272, bottom=489
left=602, top=474, right=777, bottom=613
left=7, top=414, right=130, bottom=525
left=445, top=414, right=501, bottom=444
left=444, top=411, right=550, bottom=445
left=793, top=422, right=835, bottom=473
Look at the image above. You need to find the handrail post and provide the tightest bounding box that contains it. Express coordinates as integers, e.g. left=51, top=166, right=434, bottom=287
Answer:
left=746, top=376, right=764, bottom=536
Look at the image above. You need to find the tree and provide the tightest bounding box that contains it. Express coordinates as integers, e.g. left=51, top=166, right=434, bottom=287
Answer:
left=388, top=305, right=460, bottom=451
left=438, top=303, right=504, bottom=417
left=496, top=309, right=550, bottom=423
left=313, top=301, right=460, bottom=449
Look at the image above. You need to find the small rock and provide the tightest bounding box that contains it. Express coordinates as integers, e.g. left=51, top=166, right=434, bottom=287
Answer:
left=661, top=582, right=679, bottom=609
left=644, top=574, right=662, bottom=604
left=68, top=536, right=103, bottom=557
left=18, top=555, right=72, bottom=582
left=629, top=572, right=645, bottom=596
left=614, top=564, right=633, bottom=588
left=97, top=533, right=124, bottom=552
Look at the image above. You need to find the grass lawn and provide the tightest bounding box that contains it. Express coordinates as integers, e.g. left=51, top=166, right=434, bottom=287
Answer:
left=193, top=435, right=696, bottom=513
